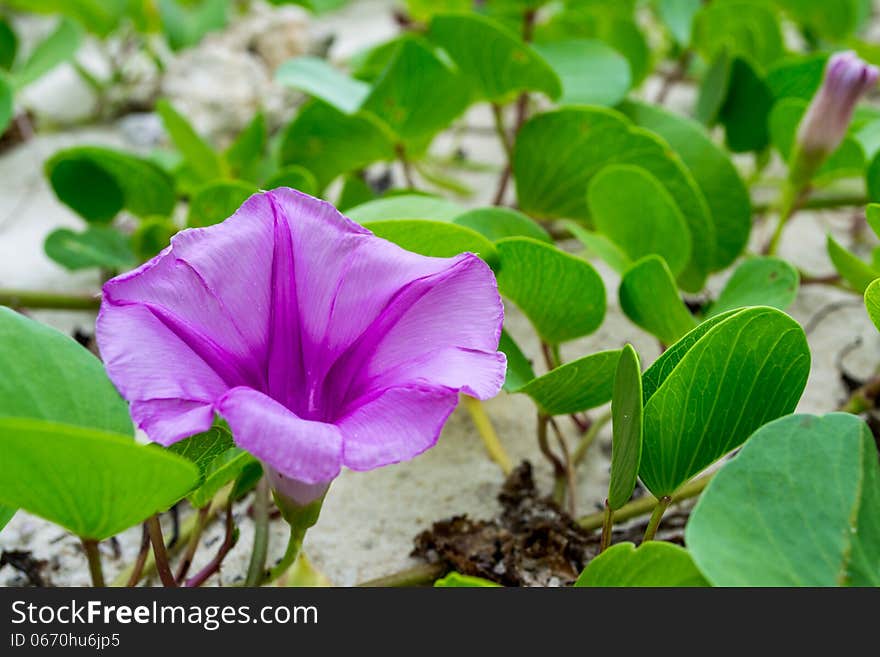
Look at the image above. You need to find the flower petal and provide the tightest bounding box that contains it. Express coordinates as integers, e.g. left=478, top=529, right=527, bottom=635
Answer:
left=217, top=386, right=343, bottom=484
left=338, top=385, right=459, bottom=471
left=130, top=399, right=216, bottom=446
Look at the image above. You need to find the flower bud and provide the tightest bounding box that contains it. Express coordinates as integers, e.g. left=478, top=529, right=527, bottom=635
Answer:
left=791, top=51, right=878, bottom=187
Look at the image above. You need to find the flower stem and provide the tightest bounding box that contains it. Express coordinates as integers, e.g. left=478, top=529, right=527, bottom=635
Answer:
left=174, top=506, right=210, bottom=584
left=599, top=500, right=613, bottom=553
left=81, top=538, right=105, bottom=587
left=578, top=472, right=713, bottom=531
left=462, top=395, right=513, bottom=476
left=245, top=475, right=270, bottom=586
left=146, top=514, right=177, bottom=587
left=356, top=562, right=447, bottom=587
left=549, top=417, right=576, bottom=516
left=642, top=496, right=672, bottom=542
left=0, top=289, right=100, bottom=310
left=572, top=410, right=612, bottom=466
left=126, top=524, right=150, bottom=587
left=491, top=103, right=513, bottom=159
left=264, top=524, right=306, bottom=584
left=765, top=183, right=811, bottom=255
left=396, top=144, right=416, bottom=189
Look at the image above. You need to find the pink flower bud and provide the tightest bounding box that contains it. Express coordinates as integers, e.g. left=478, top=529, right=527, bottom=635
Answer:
left=796, top=51, right=878, bottom=157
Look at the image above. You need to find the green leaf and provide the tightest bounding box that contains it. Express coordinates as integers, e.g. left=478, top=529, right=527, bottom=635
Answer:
left=686, top=413, right=880, bottom=586
left=866, top=278, right=880, bottom=332
left=764, top=53, right=827, bottom=102
left=574, top=542, right=708, bottom=587
left=0, top=18, right=18, bottom=71
left=159, top=0, right=228, bottom=51
left=11, top=18, right=80, bottom=90
left=515, top=350, right=621, bottom=415
left=657, top=0, right=701, bottom=45
left=187, top=180, right=258, bottom=228
left=346, top=194, right=463, bottom=223
left=46, top=146, right=176, bottom=223
left=452, top=207, right=551, bottom=244
left=639, top=307, right=810, bottom=497
left=533, top=39, right=630, bottom=107
left=868, top=151, right=880, bottom=203
left=0, top=417, right=198, bottom=540
left=717, top=57, right=774, bottom=153
left=498, top=329, right=535, bottom=393
left=362, top=37, right=471, bottom=146
left=513, top=107, right=714, bottom=291
left=363, top=219, right=499, bottom=267
left=495, top=237, right=606, bottom=344
left=157, top=99, right=224, bottom=184
left=0, top=505, right=14, bottom=533
left=434, top=572, right=501, bottom=587
left=275, top=56, right=369, bottom=114
left=695, top=49, right=732, bottom=126
left=0, top=306, right=132, bottom=435
left=131, top=218, right=177, bottom=262
left=608, top=344, right=643, bottom=510
left=621, top=101, right=751, bottom=270
left=264, top=165, right=318, bottom=196
left=428, top=13, right=560, bottom=103
left=587, top=164, right=692, bottom=278
left=167, top=426, right=235, bottom=483
left=224, top=112, right=266, bottom=181
left=44, top=226, right=136, bottom=271
left=565, top=222, right=632, bottom=275
left=773, top=0, right=862, bottom=41
left=770, top=98, right=866, bottom=183
left=827, top=234, right=879, bottom=294
left=619, top=256, right=697, bottom=346
left=279, top=100, right=395, bottom=190
left=692, top=2, right=783, bottom=69
left=406, top=0, right=471, bottom=21
left=337, top=174, right=376, bottom=211
left=707, top=256, right=799, bottom=317
left=0, top=74, right=14, bottom=136
left=192, top=448, right=257, bottom=508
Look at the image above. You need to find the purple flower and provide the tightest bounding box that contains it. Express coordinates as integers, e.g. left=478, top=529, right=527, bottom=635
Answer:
left=96, top=189, right=506, bottom=497
left=796, top=51, right=878, bottom=160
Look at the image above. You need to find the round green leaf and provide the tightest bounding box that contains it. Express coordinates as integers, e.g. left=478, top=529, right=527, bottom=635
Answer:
left=574, top=542, right=708, bottom=587
left=565, top=221, right=631, bottom=275
left=513, top=107, right=714, bottom=291
left=279, top=100, right=395, bottom=190
left=452, top=207, right=551, bottom=244
left=264, top=165, right=318, bottom=197
left=865, top=278, right=880, bottom=332
left=621, top=101, right=751, bottom=270
left=533, top=39, right=630, bottom=107
left=640, top=307, right=810, bottom=498
left=0, top=505, right=14, bottom=533
left=157, top=99, right=224, bottom=184
left=588, top=165, right=692, bottom=277
left=827, top=234, right=879, bottom=294
left=619, top=256, right=697, bottom=346
left=657, top=0, right=701, bottom=45
left=608, top=344, right=643, bottom=510
left=275, top=56, right=369, bottom=115
left=362, top=219, right=499, bottom=267
left=131, top=218, right=178, bottom=262
left=516, top=349, right=621, bottom=415
left=346, top=194, right=463, bottom=223
left=718, top=57, right=774, bottom=153
left=44, top=226, right=136, bottom=271
left=0, top=74, right=12, bottom=136
left=187, top=180, right=258, bottom=228
left=686, top=413, right=880, bottom=586
left=224, top=112, right=267, bottom=182
left=495, top=237, right=606, bottom=344
left=0, top=417, right=198, bottom=540
left=0, top=18, right=18, bottom=71
left=498, top=329, right=535, bottom=393
left=0, top=307, right=132, bottom=435
left=428, top=13, right=561, bottom=103
left=707, top=256, right=799, bottom=317
left=46, top=146, right=176, bottom=223
left=693, top=2, right=783, bottom=70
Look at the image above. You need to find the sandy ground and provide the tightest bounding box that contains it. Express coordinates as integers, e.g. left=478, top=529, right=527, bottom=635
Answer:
left=1, top=1, right=878, bottom=587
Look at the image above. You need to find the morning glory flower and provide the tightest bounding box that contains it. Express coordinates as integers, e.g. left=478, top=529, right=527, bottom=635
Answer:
left=97, top=188, right=506, bottom=502
left=791, top=51, right=878, bottom=186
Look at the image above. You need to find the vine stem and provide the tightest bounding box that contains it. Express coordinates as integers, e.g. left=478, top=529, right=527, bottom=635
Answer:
left=356, top=562, right=447, bottom=587
left=599, top=500, right=613, bottom=553
left=146, top=515, right=177, bottom=587
left=0, top=289, right=100, bottom=310
left=175, top=506, right=210, bottom=584
left=186, top=502, right=237, bottom=587
left=126, top=524, right=151, bottom=587
left=765, top=184, right=811, bottom=255
left=572, top=410, right=612, bottom=466
left=396, top=144, right=416, bottom=189
left=549, top=417, right=577, bottom=517
left=462, top=395, right=513, bottom=475
left=577, top=472, right=713, bottom=531
left=264, top=524, right=307, bottom=584
left=642, top=496, right=672, bottom=542
left=81, top=538, right=105, bottom=587
left=245, top=476, right=271, bottom=586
